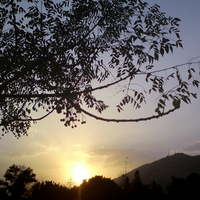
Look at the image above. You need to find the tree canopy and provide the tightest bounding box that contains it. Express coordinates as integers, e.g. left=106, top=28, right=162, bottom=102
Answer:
left=0, top=0, right=200, bottom=138
left=0, top=164, right=37, bottom=199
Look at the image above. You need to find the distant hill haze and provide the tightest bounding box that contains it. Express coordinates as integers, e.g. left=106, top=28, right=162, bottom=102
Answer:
left=114, top=153, right=200, bottom=191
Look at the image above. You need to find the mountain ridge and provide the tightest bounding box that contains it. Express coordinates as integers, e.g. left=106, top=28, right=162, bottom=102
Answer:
left=114, top=153, right=200, bottom=191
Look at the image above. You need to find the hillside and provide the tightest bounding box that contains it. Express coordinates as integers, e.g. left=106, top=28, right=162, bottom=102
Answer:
left=114, top=153, right=200, bottom=191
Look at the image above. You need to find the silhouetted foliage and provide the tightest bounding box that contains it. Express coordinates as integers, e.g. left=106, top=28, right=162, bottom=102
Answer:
left=31, top=180, right=78, bottom=200
left=149, top=181, right=164, bottom=200
left=187, top=172, right=200, bottom=193
left=1, top=0, right=199, bottom=138
left=167, top=172, right=200, bottom=199
left=80, top=176, right=122, bottom=200
left=0, top=164, right=37, bottom=199
left=1, top=165, right=200, bottom=200
left=129, top=170, right=148, bottom=199
left=122, top=176, right=132, bottom=200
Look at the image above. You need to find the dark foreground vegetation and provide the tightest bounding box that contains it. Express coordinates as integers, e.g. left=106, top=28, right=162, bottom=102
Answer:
left=0, top=164, right=200, bottom=199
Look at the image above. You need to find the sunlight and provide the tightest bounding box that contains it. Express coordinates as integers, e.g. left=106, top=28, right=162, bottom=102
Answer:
left=72, top=163, right=89, bottom=185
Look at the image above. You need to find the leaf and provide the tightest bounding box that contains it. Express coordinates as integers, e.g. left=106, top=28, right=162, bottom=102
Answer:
left=145, top=73, right=151, bottom=82
left=146, top=65, right=154, bottom=70
left=181, top=81, right=188, bottom=89
left=165, top=44, right=169, bottom=53
left=172, top=99, right=181, bottom=108
left=134, top=91, right=138, bottom=97
left=117, top=105, right=123, bottom=112
left=158, top=103, right=164, bottom=109
left=159, top=99, right=165, bottom=106
left=193, top=80, right=199, bottom=88
left=169, top=94, right=174, bottom=99
left=130, top=97, right=134, bottom=104
left=152, top=87, right=157, bottom=92
left=191, top=93, right=197, bottom=99
left=162, top=38, right=170, bottom=43
left=154, top=52, right=159, bottom=60
left=149, top=89, right=152, bottom=94
left=155, top=108, right=161, bottom=115
left=174, top=17, right=181, bottom=21
left=56, top=107, right=62, bottom=114
left=181, top=96, right=191, bottom=104
left=170, top=45, right=173, bottom=53
left=136, top=93, right=141, bottom=101
left=160, top=47, right=164, bottom=56
left=162, top=94, right=169, bottom=100
left=179, top=42, right=183, bottom=48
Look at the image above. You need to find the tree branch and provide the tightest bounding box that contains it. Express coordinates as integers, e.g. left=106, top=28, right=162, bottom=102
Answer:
left=0, top=109, right=55, bottom=127
left=0, top=76, right=130, bottom=99
left=140, top=60, right=200, bottom=75
left=79, top=106, right=178, bottom=123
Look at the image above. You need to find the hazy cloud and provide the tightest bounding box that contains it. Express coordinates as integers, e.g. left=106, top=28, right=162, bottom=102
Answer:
left=182, top=141, right=200, bottom=153
left=72, top=147, right=152, bottom=170
left=0, top=142, right=57, bottom=158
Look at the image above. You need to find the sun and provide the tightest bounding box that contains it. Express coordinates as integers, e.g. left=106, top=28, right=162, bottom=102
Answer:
left=72, top=164, right=89, bottom=185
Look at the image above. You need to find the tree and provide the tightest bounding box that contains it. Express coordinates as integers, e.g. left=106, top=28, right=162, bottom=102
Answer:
left=0, top=164, right=37, bottom=199
left=167, top=173, right=200, bottom=199
left=131, top=170, right=148, bottom=198
left=149, top=181, right=164, bottom=200
left=0, top=0, right=199, bottom=138
left=80, top=175, right=122, bottom=200
left=31, top=180, right=75, bottom=200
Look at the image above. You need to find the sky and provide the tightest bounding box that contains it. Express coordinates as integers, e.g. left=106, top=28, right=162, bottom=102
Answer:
left=0, top=0, right=200, bottom=186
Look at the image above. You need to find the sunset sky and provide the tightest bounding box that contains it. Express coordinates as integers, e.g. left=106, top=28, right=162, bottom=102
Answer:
left=0, top=0, right=200, bottom=185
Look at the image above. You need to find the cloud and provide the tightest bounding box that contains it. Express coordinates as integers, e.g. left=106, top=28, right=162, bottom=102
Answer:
left=182, top=141, right=200, bottom=153
left=0, top=142, right=57, bottom=159
left=70, top=147, right=151, bottom=171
